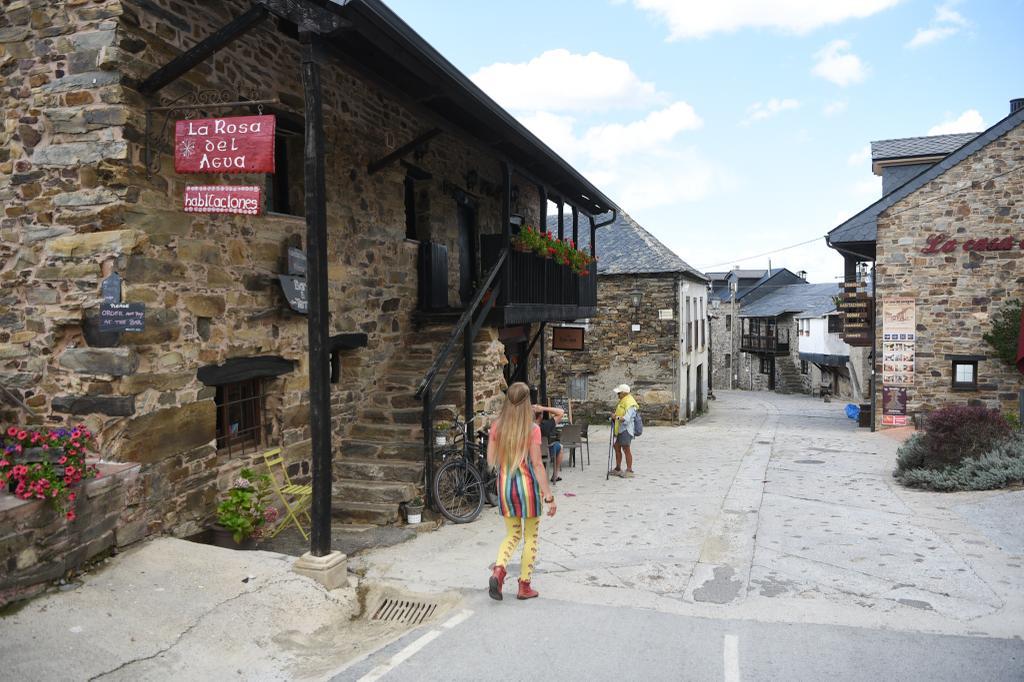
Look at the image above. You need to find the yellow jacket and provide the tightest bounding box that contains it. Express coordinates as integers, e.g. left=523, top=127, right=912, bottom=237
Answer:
left=614, top=394, right=639, bottom=435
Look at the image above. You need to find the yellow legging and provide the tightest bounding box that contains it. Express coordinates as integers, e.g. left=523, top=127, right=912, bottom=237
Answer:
left=495, top=516, right=540, bottom=581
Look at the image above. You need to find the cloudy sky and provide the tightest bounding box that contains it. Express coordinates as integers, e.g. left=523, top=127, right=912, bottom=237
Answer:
left=385, top=0, right=1023, bottom=282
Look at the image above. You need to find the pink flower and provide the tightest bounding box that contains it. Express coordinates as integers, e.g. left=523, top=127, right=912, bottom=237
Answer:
left=66, top=511, right=76, bottom=522
left=6, top=427, right=16, bottom=437
left=16, top=430, right=27, bottom=440
left=68, top=492, right=76, bottom=501
left=64, top=476, right=72, bottom=484
left=65, top=466, right=75, bottom=476
left=71, top=430, right=81, bottom=439
left=58, top=456, right=67, bottom=465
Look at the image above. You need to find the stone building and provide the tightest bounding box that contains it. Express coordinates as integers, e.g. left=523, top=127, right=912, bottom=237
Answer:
left=708, top=268, right=766, bottom=390
left=0, top=0, right=617, bottom=601
left=827, top=98, right=1024, bottom=428
left=544, top=213, right=709, bottom=424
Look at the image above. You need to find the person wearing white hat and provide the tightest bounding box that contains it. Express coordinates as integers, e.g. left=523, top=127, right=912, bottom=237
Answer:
left=610, top=384, right=639, bottom=477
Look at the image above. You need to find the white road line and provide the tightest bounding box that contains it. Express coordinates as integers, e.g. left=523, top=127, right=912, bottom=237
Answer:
left=724, top=634, right=740, bottom=682
left=441, top=609, right=474, bottom=629
left=358, top=630, right=442, bottom=682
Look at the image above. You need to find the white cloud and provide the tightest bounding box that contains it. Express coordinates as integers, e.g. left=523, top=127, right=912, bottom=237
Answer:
left=742, top=98, right=800, bottom=125
left=823, top=99, right=848, bottom=116
left=812, top=40, right=867, bottom=86
left=847, top=145, right=871, bottom=167
left=471, top=49, right=662, bottom=112
left=581, top=102, right=703, bottom=162
left=586, top=149, right=733, bottom=211
left=907, top=2, right=968, bottom=48
left=626, top=0, right=902, bottom=40
left=927, top=109, right=984, bottom=135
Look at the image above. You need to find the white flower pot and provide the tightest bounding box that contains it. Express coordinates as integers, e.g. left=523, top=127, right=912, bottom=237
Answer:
left=407, top=510, right=422, bottom=524
left=435, top=436, right=447, bottom=446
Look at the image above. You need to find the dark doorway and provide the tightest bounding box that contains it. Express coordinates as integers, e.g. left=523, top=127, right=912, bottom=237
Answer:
left=456, top=202, right=478, bottom=307
left=768, top=357, right=776, bottom=391
left=685, top=366, right=691, bottom=420
left=696, top=365, right=703, bottom=412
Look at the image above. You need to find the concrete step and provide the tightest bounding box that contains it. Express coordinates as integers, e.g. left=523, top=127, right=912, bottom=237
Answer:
left=337, top=457, right=423, bottom=483
left=331, top=500, right=401, bottom=525
left=334, top=479, right=418, bottom=504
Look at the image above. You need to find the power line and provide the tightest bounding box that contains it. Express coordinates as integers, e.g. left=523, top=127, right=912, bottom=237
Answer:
left=701, top=235, right=826, bottom=270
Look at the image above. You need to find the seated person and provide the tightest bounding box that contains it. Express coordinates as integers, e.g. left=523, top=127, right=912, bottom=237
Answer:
left=534, top=404, right=565, bottom=483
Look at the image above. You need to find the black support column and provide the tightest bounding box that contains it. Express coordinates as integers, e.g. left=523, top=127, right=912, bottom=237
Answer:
left=557, top=201, right=564, bottom=241
left=301, top=31, right=332, bottom=557
left=571, top=206, right=578, bottom=247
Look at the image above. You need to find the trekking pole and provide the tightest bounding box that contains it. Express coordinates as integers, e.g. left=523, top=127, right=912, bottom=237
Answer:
left=606, top=418, right=614, bottom=480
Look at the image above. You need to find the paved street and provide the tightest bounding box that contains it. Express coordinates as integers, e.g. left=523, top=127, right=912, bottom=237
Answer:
left=342, top=390, right=1024, bottom=681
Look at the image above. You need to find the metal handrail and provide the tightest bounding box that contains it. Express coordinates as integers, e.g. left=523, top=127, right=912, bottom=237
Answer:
left=414, top=248, right=507, bottom=400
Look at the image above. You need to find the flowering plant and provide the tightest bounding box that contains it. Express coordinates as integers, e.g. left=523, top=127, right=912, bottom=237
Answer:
left=511, top=226, right=595, bottom=275
left=216, top=469, right=279, bottom=544
left=1, top=424, right=100, bottom=521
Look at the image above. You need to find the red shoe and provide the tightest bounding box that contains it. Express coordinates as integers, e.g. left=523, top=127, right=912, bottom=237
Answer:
left=517, top=579, right=539, bottom=600
left=488, top=565, right=507, bottom=601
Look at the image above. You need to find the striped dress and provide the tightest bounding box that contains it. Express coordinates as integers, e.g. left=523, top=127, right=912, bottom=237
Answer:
left=491, top=422, right=543, bottom=518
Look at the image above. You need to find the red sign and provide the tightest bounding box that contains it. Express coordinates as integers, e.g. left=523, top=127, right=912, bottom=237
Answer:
left=184, top=185, right=262, bottom=215
left=175, top=115, right=275, bottom=174
left=921, top=233, right=1023, bottom=255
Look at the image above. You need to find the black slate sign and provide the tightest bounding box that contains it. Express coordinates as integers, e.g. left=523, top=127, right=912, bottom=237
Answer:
left=287, top=248, right=307, bottom=276
left=100, top=273, right=122, bottom=303
left=99, top=302, right=146, bottom=332
left=278, top=275, right=307, bottom=314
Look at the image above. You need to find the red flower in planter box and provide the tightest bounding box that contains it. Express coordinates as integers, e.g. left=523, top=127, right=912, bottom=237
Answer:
left=1, top=424, right=99, bottom=518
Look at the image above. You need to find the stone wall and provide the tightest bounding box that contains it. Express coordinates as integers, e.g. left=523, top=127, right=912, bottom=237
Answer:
left=874, top=119, right=1024, bottom=424
left=545, top=273, right=681, bottom=424
left=0, top=0, right=538, bottom=548
left=0, top=461, right=141, bottom=607
left=710, top=299, right=739, bottom=390
left=737, top=315, right=800, bottom=393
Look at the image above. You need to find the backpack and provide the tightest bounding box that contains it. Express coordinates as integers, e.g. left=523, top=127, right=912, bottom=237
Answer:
left=632, top=409, right=643, bottom=437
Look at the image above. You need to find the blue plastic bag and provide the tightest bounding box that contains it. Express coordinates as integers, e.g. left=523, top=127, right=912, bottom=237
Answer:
left=845, top=404, right=860, bottom=420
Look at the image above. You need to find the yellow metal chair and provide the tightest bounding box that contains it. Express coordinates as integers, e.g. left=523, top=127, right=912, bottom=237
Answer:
left=263, top=448, right=312, bottom=540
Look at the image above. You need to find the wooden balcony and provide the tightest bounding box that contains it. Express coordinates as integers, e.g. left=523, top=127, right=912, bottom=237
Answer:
left=482, top=236, right=598, bottom=325
left=740, top=317, right=790, bottom=354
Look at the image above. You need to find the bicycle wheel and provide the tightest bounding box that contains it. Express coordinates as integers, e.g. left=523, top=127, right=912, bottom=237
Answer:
left=433, top=458, right=485, bottom=523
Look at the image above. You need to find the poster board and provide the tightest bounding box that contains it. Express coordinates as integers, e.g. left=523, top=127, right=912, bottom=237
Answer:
left=881, top=298, right=916, bottom=386
left=552, top=326, right=584, bottom=351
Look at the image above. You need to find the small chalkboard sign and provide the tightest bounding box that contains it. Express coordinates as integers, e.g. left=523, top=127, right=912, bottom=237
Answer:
left=100, top=273, right=122, bottom=303
left=552, top=326, right=584, bottom=351
left=287, top=248, right=307, bottom=276
left=278, top=274, right=308, bottom=314
left=99, top=302, right=146, bottom=332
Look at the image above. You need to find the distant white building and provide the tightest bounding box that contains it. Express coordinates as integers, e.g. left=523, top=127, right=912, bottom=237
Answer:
left=796, top=306, right=867, bottom=399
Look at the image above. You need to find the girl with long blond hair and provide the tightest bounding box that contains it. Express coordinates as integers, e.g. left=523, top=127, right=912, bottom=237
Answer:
left=486, top=382, right=557, bottom=600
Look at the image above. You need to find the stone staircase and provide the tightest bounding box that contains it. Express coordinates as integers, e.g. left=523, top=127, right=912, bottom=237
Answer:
left=332, top=325, right=469, bottom=525
left=775, top=355, right=807, bottom=395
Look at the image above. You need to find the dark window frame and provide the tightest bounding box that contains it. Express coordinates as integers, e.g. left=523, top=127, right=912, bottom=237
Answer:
left=724, top=353, right=731, bottom=368
left=827, top=314, right=844, bottom=334
left=215, top=377, right=268, bottom=456
left=759, top=356, right=770, bottom=375
left=951, top=360, right=978, bottom=391
left=266, top=113, right=305, bottom=218
left=725, top=314, right=732, bottom=331
left=801, top=359, right=809, bottom=375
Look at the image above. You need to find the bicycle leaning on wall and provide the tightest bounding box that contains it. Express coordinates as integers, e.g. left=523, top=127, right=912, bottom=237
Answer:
left=432, top=413, right=497, bottom=523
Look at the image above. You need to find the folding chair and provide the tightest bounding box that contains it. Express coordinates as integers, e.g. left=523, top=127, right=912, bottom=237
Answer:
left=577, top=421, right=591, bottom=466
left=263, top=447, right=312, bottom=540
left=559, top=424, right=584, bottom=471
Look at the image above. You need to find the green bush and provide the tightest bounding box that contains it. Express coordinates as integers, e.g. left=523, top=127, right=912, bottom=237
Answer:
left=895, top=433, right=1024, bottom=491
left=895, top=432, right=928, bottom=472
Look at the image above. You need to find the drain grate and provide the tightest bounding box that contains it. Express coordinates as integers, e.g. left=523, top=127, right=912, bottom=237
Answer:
left=370, top=598, right=439, bottom=625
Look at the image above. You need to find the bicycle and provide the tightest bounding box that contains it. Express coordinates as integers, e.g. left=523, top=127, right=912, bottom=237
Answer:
left=432, top=413, right=497, bottom=524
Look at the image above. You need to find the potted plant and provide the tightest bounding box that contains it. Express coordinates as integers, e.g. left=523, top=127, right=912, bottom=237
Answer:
left=405, top=495, right=424, bottom=524
left=1, top=424, right=100, bottom=522
left=213, top=469, right=279, bottom=549
left=433, top=421, right=452, bottom=446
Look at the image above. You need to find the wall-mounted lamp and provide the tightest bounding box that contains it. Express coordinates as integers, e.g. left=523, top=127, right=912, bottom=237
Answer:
left=629, top=291, right=643, bottom=308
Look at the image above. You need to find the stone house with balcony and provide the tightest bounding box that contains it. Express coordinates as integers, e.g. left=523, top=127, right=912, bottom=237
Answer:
left=708, top=268, right=766, bottom=390
left=0, top=0, right=618, bottom=603
left=544, top=213, right=710, bottom=424
left=827, top=97, right=1024, bottom=429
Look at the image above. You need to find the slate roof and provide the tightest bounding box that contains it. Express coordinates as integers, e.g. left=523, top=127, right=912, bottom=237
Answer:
left=828, top=106, right=1024, bottom=250
left=870, top=133, right=978, bottom=161
left=740, top=283, right=840, bottom=318
left=546, top=212, right=707, bottom=281
left=736, top=268, right=805, bottom=303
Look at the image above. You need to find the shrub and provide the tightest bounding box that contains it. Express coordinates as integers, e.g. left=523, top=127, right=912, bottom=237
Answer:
left=982, top=299, right=1021, bottom=366
left=919, top=404, right=1010, bottom=469
left=895, top=432, right=928, bottom=472
left=895, top=433, right=1024, bottom=491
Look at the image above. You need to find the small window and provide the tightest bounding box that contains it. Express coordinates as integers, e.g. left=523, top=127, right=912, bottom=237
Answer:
left=724, top=353, right=731, bottom=368
left=951, top=360, right=978, bottom=391
left=801, top=359, right=809, bottom=374
left=760, top=357, right=771, bottom=374
left=404, top=175, right=417, bottom=240
left=568, top=375, right=588, bottom=401
left=267, top=117, right=305, bottom=217
left=215, top=378, right=267, bottom=455
left=725, top=314, right=732, bottom=331
left=827, top=314, right=844, bottom=334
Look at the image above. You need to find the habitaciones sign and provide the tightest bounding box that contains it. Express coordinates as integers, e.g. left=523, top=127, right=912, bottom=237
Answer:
left=175, top=115, right=275, bottom=174
left=184, top=185, right=262, bottom=215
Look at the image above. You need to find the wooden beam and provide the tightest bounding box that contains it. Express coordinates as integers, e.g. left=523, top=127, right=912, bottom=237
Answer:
left=254, top=0, right=348, bottom=33
left=557, top=201, right=564, bottom=241
left=138, top=6, right=269, bottom=95
left=301, top=30, right=333, bottom=558
left=571, top=206, right=579, bottom=247
left=367, top=128, right=442, bottom=175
